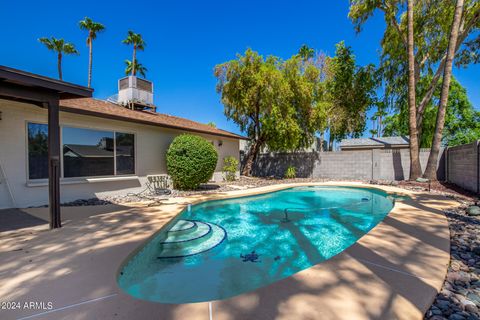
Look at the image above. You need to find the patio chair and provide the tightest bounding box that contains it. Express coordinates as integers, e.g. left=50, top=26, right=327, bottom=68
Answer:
left=146, top=174, right=172, bottom=195
left=128, top=174, right=172, bottom=206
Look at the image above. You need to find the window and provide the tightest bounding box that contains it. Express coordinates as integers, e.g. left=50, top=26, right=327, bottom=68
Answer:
left=63, top=127, right=115, bottom=178
left=26, top=122, right=136, bottom=180
left=115, top=132, right=135, bottom=175
left=27, top=123, right=49, bottom=179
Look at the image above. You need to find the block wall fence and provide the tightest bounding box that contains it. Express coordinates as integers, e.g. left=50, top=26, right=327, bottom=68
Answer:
left=445, top=141, right=480, bottom=194
left=242, top=142, right=480, bottom=194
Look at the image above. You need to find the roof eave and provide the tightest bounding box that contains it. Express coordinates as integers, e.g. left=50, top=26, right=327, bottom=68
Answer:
left=60, top=105, right=248, bottom=140
left=0, top=65, right=93, bottom=99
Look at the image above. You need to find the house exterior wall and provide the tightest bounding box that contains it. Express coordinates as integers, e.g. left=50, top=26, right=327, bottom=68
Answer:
left=0, top=99, right=240, bottom=208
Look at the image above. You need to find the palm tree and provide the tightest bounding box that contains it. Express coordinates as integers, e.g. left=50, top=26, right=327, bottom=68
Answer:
left=423, top=0, right=465, bottom=180
left=124, top=59, right=147, bottom=78
left=79, top=17, right=105, bottom=88
left=122, top=31, right=146, bottom=76
left=406, top=0, right=422, bottom=179
left=38, top=37, right=78, bottom=80
left=298, top=44, right=315, bottom=61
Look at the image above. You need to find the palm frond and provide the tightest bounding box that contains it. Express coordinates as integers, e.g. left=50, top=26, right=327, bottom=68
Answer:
left=124, top=59, right=147, bottom=77
left=39, top=36, right=78, bottom=55
left=63, top=43, right=79, bottom=55
left=79, top=17, right=105, bottom=41
left=122, top=30, right=146, bottom=49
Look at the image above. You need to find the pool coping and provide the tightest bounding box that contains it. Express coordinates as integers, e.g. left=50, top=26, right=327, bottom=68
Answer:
left=0, top=182, right=458, bottom=320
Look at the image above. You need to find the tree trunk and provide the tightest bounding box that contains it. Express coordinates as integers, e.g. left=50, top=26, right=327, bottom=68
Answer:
left=378, top=115, right=382, bottom=137
left=319, top=131, right=324, bottom=152
left=407, top=0, right=422, bottom=180
left=88, top=39, right=93, bottom=88
left=424, top=0, right=465, bottom=180
left=242, top=139, right=263, bottom=176
left=328, top=134, right=334, bottom=151
left=57, top=53, right=63, bottom=80
left=132, top=46, right=136, bottom=76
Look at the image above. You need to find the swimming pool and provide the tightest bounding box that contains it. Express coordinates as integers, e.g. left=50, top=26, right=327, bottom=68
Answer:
left=117, top=186, right=394, bottom=303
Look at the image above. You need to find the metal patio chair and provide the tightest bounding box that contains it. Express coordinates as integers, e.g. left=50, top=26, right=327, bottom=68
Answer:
left=146, top=174, right=172, bottom=196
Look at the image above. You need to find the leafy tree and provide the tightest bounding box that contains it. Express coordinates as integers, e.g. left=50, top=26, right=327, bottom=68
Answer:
left=122, top=31, right=146, bottom=76
left=38, top=37, right=78, bottom=80
left=79, top=17, right=105, bottom=88
left=383, top=77, right=480, bottom=147
left=124, top=59, right=147, bottom=78
left=349, top=0, right=480, bottom=179
left=214, top=49, right=324, bottom=176
left=325, top=42, right=378, bottom=150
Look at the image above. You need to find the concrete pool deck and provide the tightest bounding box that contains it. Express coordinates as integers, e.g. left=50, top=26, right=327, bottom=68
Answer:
left=0, top=182, right=457, bottom=320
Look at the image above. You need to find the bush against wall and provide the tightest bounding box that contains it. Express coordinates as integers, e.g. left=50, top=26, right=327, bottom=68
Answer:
left=284, top=165, right=296, bottom=179
left=166, top=134, right=218, bottom=190
left=222, top=156, right=239, bottom=181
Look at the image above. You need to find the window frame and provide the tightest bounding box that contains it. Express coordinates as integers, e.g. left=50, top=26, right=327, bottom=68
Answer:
left=25, top=121, right=137, bottom=183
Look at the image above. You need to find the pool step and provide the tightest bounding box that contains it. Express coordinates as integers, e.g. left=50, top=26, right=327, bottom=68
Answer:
left=163, top=221, right=210, bottom=244
left=168, top=219, right=197, bottom=232
left=158, top=220, right=227, bottom=259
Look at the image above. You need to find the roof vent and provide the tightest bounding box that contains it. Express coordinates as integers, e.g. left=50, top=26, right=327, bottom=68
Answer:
left=117, top=76, right=156, bottom=112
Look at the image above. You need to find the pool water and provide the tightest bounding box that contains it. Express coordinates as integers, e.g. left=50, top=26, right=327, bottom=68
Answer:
left=118, top=186, right=393, bottom=303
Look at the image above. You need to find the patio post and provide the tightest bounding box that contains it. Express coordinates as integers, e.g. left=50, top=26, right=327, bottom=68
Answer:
left=47, top=99, right=61, bottom=229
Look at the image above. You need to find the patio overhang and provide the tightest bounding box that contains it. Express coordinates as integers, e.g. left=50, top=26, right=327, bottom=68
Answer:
left=0, top=65, right=93, bottom=229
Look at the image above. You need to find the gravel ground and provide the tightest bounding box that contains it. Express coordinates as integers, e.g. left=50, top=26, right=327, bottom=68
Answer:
left=424, top=199, right=480, bottom=320
left=99, top=177, right=359, bottom=204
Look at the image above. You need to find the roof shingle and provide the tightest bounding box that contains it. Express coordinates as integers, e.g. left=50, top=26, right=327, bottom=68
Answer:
left=59, top=98, right=247, bottom=140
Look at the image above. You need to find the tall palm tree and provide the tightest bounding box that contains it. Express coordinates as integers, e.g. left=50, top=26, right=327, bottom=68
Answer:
left=79, top=17, right=105, bottom=87
left=423, top=0, right=465, bottom=180
left=298, top=44, right=315, bottom=61
left=406, top=0, right=422, bottom=179
left=124, top=59, right=147, bottom=78
left=122, top=31, right=146, bottom=76
left=38, top=37, right=78, bottom=80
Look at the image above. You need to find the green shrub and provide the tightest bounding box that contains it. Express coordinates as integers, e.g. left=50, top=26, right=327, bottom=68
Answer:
left=284, top=165, right=296, bottom=179
left=166, top=134, right=218, bottom=190
left=222, top=156, right=239, bottom=181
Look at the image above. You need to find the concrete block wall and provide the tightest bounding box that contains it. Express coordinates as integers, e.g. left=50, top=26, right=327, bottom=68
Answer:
left=446, top=141, right=479, bottom=194
left=376, top=149, right=445, bottom=181
left=313, top=151, right=373, bottom=180
left=244, top=148, right=445, bottom=181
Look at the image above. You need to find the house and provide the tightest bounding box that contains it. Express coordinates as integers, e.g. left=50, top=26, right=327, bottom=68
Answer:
left=0, top=66, right=246, bottom=210
left=339, top=136, right=410, bottom=151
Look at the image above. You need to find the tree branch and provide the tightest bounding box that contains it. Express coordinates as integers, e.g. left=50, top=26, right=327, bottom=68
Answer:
left=417, top=7, right=480, bottom=124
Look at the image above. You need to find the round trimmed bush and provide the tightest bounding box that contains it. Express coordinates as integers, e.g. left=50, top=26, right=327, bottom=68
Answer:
left=166, top=134, right=218, bottom=190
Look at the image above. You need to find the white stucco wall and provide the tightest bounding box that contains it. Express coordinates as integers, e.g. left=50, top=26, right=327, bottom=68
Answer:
left=0, top=99, right=240, bottom=208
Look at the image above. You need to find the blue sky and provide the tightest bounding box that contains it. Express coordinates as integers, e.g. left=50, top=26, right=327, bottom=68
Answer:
left=1, top=0, right=479, bottom=136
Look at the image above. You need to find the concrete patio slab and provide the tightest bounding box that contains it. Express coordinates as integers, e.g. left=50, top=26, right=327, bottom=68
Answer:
left=0, top=208, right=47, bottom=233
left=0, top=183, right=457, bottom=320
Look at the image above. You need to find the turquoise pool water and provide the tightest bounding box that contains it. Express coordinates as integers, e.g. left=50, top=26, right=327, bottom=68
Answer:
left=118, top=186, right=393, bottom=303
